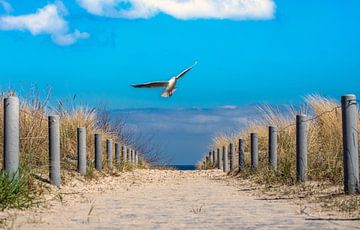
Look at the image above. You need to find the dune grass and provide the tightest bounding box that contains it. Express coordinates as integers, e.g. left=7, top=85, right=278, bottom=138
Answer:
left=208, top=95, right=359, bottom=185
left=0, top=89, right=149, bottom=210
left=0, top=170, right=37, bottom=211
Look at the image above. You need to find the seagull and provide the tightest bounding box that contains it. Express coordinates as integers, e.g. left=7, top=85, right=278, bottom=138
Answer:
left=132, top=62, right=197, bottom=97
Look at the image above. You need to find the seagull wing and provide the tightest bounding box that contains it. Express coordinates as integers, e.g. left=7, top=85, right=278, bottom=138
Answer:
left=175, top=61, right=197, bottom=80
left=132, top=81, right=168, bottom=88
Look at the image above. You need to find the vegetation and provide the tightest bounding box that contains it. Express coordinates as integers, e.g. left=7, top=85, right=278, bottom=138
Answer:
left=0, top=170, right=37, bottom=210
left=0, top=88, right=155, bottom=211
left=209, top=95, right=359, bottom=185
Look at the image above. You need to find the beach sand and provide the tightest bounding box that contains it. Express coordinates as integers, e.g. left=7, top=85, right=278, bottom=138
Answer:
left=1, top=169, right=359, bottom=229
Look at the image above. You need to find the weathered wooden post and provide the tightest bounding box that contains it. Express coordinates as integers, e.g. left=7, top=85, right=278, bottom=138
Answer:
left=239, top=139, right=245, bottom=171
left=106, top=139, right=113, bottom=169
left=208, top=151, right=212, bottom=165
left=251, top=133, right=258, bottom=171
left=213, top=150, right=216, bottom=167
left=49, top=115, right=61, bottom=187
left=128, top=148, right=132, bottom=164
left=95, top=133, right=102, bottom=172
left=269, top=126, right=277, bottom=170
left=77, top=127, right=86, bottom=176
left=135, top=152, right=139, bottom=165
left=223, top=145, right=229, bottom=173
left=128, top=148, right=131, bottom=163
left=217, top=148, right=222, bottom=170
left=115, top=143, right=120, bottom=164
left=131, top=149, right=135, bottom=164
left=296, top=115, right=307, bottom=182
left=122, top=145, right=127, bottom=162
left=132, top=149, right=135, bottom=164
left=205, top=156, right=209, bottom=169
left=229, top=143, right=235, bottom=171
left=341, top=94, right=359, bottom=194
left=133, top=149, right=136, bottom=164
left=3, top=96, right=20, bottom=179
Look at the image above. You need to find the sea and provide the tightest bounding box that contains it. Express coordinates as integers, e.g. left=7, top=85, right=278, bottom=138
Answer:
left=168, top=165, right=197, bottom=170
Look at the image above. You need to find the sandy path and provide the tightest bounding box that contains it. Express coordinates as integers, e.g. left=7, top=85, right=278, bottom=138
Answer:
left=4, top=169, right=359, bottom=229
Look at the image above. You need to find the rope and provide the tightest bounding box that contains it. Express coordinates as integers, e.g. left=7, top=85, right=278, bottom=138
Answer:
left=275, top=105, right=342, bottom=133
left=273, top=97, right=360, bottom=134
left=302, top=105, right=341, bottom=123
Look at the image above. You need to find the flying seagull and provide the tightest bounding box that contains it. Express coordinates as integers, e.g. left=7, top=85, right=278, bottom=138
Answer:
left=132, top=62, right=197, bottom=97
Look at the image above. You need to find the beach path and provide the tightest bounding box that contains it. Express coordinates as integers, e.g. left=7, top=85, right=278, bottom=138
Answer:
left=6, top=169, right=358, bottom=229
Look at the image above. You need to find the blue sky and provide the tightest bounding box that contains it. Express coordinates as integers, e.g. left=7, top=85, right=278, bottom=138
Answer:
left=1, top=0, right=360, bottom=164
left=1, top=0, right=359, bottom=108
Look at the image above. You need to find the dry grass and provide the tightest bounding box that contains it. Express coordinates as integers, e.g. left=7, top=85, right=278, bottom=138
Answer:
left=0, top=89, right=149, bottom=210
left=0, top=90, right=145, bottom=173
left=207, top=94, right=360, bottom=216
left=210, top=94, right=359, bottom=185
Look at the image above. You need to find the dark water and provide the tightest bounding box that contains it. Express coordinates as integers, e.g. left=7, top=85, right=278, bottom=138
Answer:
left=169, top=165, right=197, bottom=170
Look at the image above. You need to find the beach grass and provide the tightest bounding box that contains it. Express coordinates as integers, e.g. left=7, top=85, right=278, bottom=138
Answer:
left=210, top=94, right=359, bottom=185
left=0, top=89, right=148, bottom=210
left=0, top=170, right=37, bottom=211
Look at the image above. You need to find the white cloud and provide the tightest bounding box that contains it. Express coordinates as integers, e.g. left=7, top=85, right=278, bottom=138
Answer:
left=77, top=0, right=275, bottom=20
left=0, top=2, right=89, bottom=45
left=219, top=105, right=238, bottom=110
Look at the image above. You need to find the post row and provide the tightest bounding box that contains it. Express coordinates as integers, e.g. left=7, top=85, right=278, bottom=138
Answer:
left=2, top=96, right=143, bottom=188
left=202, top=94, right=359, bottom=195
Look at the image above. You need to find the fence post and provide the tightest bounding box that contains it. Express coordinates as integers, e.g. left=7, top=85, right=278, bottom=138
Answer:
left=132, top=149, right=135, bottom=164
left=296, top=115, right=307, bottom=182
left=122, top=145, right=127, bottom=163
left=3, top=96, right=20, bottom=179
left=135, top=152, right=139, bottom=165
left=131, top=149, right=135, bottom=164
left=49, top=115, right=61, bottom=187
left=239, top=139, right=245, bottom=171
left=115, top=143, right=120, bottom=164
left=251, top=133, right=258, bottom=171
left=341, top=94, right=359, bottom=194
left=106, top=139, right=113, bottom=169
left=217, top=148, right=222, bottom=170
left=128, top=148, right=131, bottom=163
left=229, top=143, right=235, bottom=171
left=77, top=127, right=86, bottom=176
left=95, top=133, right=102, bottom=172
left=213, top=150, right=216, bottom=167
left=269, top=126, right=277, bottom=170
left=223, top=145, right=229, bottom=173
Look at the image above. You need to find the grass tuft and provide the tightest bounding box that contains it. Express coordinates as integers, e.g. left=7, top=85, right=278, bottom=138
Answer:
left=0, top=170, right=37, bottom=211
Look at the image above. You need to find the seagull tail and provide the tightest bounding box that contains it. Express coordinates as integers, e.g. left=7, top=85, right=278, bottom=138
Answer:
left=161, top=91, right=170, bottom=98
left=161, top=89, right=176, bottom=98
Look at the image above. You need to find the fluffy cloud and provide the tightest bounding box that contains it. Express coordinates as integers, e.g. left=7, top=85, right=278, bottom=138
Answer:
left=0, top=2, right=89, bottom=45
left=77, top=0, right=275, bottom=20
